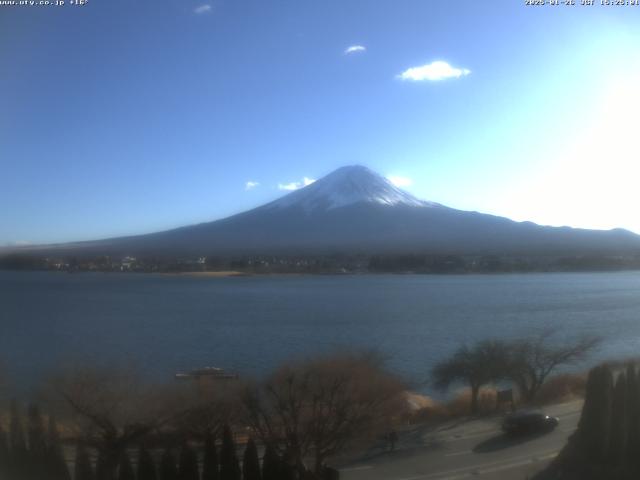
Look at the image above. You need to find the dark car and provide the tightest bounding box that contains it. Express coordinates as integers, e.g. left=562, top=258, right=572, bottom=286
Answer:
left=501, top=411, right=559, bottom=435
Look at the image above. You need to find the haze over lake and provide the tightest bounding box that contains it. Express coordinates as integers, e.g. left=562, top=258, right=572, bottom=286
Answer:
left=3, top=270, right=640, bottom=395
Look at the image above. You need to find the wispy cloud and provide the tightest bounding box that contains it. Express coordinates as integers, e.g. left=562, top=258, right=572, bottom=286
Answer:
left=278, top=177, right=316, bottom=191
left=7, top=240, right=32, bottom=247
left=344, top=45, right=366, bottom=55
left=194, top=4, right=212, bottom=14
left=387, top=176, right=413, bottom=187
left=245, top=181, right=260, bottom=191
left=398, top=61, right=471, bottom=81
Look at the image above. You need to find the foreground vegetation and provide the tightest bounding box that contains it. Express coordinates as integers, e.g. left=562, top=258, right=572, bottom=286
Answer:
left=0, top=332, right=601, bottom=479
left=0, top=352, right=402, bottom=480
left=537, top=362, right=640, bottom=480
left=431, top=331, right=598, bottom=413
left=0, top=409, right=303, bottom=480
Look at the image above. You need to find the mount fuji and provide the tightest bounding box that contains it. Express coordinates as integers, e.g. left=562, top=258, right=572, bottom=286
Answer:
left=12, top=165, right=640, bottom=257
left=262, top=165, right=433, bottom=212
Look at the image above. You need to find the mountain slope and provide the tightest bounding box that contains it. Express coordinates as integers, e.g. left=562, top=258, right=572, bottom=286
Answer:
left=11, top=165, right=640, bottom=257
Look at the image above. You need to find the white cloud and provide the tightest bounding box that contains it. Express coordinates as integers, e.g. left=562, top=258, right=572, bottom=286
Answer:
left=194, top=4, right=212, bottom=14
left=278, top=183, right=299, bottom=191
left=278, top=177, right=316, bottom=191
left=398, top=61, right=471, bottom=81
left=387, top=175, right=413, bottom=187
left=344, top=45, right=366, bottom=55
left=245, top=181, right=260, bottom=191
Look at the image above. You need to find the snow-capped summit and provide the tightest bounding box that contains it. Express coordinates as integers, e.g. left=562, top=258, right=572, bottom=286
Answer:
left=263, top=165, right=438, bottom=212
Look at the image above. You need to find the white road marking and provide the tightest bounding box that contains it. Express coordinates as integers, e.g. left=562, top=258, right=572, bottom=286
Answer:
left=559, top=411, right=580, bottom=417
left=444, top=450, right=472, bottom=457
left=341, top=465, right=373, bottom=472
left=390, top=449, right=559, bottom=480
left=467, top=452, right=558, bottom=478
left=447, top=429, right=497, bottom=442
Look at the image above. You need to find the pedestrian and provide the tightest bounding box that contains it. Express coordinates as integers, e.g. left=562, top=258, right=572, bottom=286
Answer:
left=387, top=429, right=398, bottom=451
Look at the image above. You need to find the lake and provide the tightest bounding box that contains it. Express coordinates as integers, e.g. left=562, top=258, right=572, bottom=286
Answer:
left=2, top=270, right=640, bottom=395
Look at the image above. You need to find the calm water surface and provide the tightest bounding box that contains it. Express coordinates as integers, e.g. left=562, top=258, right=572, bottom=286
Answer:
left=2, top=271, right=640, bottom=393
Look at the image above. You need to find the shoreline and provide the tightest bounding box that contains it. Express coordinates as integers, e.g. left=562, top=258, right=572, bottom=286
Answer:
left=162, top=270, right=251, bottom=278
left=3, top=268, right=640, bottom=278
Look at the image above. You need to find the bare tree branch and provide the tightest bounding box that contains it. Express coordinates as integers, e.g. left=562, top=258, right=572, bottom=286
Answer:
left=242, top=352, right=406, bottom=475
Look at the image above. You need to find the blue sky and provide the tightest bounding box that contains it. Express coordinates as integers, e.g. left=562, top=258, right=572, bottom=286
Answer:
left=2, top=0, right=640, bottom=245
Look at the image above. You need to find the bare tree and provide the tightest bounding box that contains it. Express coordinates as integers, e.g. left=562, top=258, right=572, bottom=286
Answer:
left=243, top=352, right=406, bottom=475
left=171, top=378, right=245, bottom=440
left=431, top=340, right=510, bottom=414
left=48, top=365, right=186, bottom=480
left=508, top=331, right=600, bottom=402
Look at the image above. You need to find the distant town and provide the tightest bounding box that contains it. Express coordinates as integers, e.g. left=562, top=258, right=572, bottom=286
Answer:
left=2, top=252, right=640, bottom=274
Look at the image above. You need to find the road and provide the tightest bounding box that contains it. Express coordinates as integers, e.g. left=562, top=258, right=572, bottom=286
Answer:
left=340, top=400, right=582, bottom=480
